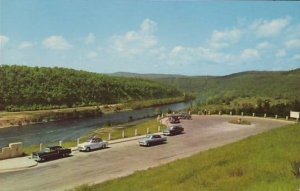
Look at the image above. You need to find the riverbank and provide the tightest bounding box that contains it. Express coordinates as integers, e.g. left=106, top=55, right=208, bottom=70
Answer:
left=0, top=96, right=190, bottom=129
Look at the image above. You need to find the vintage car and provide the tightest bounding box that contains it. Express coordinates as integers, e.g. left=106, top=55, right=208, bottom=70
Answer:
left=77, top=137, right=108, bottom=152
left=138, top=134, right=167, bottom=146
left=163, top=125, right=184, bottom=136
left=169, top=115, right=180, bottom=124
left=32, top=146, right=71, bottom=162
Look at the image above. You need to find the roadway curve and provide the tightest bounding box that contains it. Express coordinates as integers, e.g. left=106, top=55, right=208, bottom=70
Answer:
left=0, top=115, right=293, bottom=191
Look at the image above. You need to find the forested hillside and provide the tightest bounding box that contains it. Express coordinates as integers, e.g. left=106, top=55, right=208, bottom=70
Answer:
left=0, top=65, right=182, bottom=111
left=156, top=69, right=300, bottom=103
left=112, top=69, right=300, bottom=116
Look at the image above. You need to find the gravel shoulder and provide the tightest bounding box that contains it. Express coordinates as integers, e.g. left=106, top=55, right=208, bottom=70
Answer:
left=0, top=115, right=293, bottom=191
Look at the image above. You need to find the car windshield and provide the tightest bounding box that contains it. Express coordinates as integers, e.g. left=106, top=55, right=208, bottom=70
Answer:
left=43, top=148, right=51, bottom=152
left=146, top=135, right=152, bottom=138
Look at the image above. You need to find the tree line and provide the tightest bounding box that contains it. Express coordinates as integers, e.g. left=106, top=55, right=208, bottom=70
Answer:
left=0, top=65, right=182, bottom=111
left=156, top=69, right=300, bottom=102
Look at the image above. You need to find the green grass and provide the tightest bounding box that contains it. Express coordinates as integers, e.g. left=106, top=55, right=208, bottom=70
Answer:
left=80, top=118, right=166, bottom=141
left=69, top=123, right=300, bottom=191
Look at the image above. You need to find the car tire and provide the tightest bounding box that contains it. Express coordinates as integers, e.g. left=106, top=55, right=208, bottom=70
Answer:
left=86, top=147, right=91, bottom=152
left=102, top=144, right=106, bottom=149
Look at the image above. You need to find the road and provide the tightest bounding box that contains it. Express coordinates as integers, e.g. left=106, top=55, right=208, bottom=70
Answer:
left=0, top=115, right=293, bottom=191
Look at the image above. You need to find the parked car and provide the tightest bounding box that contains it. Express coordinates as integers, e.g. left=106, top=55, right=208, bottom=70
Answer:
left=178, top=112, right=192, bottom=119
left=78, top=137, right=108, bottom=152
left=138, top=134, right=167, bottom=146
left=169, top=115, right=180, bottom=123
left=163, top=125, right=184, bottom=136
left=32, top=146, right=71, bottom=162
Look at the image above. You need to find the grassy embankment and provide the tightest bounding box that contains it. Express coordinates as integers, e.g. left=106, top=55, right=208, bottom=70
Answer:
left=22, top=118, right=166, bottom=155
left=0, top=96, right=187, bottom=129
left=70, top=123, right=300, bottom=191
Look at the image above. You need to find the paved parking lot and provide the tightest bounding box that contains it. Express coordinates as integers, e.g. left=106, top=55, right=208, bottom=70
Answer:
left=0, top=115, right=293, bottom=191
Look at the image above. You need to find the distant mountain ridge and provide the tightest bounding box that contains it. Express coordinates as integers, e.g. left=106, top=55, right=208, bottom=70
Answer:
left=154, top=68, right=300, bottom=102
left=110, top=72, right=186, bottom=79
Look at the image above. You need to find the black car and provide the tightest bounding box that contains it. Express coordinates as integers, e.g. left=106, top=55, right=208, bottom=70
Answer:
left=32, top=146, right=71, bottom=162
left=169, top=115, right=180, bottom=123
left=163, top=125, right=184, bottom=136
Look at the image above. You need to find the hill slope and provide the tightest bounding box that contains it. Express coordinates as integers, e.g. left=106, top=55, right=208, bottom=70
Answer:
left=0, top=65, right=182, bottom=111
left=155, top=69, right=300, bottom=102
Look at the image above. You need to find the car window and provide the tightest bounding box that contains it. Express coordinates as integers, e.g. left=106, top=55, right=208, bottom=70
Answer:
left=44, top=148, right=51, bottom=152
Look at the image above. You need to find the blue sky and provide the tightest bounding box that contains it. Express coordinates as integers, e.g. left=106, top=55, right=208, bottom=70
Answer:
left=0, top=0, right=300, bottom=75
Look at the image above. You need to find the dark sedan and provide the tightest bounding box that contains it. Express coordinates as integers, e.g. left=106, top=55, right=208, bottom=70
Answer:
left=163, top=125, right=184, bottom=136
left=32, top=146, right=71, bottom=162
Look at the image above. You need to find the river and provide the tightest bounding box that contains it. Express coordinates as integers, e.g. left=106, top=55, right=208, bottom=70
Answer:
left=0, top=102, right=191, bottom=147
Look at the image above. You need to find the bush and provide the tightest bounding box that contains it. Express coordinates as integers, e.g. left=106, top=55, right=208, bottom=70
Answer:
left=291, top=160, right=300, bottom=178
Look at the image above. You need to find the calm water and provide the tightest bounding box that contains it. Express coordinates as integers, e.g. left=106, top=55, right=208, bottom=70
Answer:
left=0, top=102, right=191, bottom=147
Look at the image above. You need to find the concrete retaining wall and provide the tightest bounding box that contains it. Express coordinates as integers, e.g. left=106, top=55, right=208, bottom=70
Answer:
left=0, top=142, right=23, bottom=160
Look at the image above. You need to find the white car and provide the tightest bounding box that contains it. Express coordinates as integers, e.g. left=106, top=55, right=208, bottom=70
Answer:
left=78, top=137, right=108, bottom=152
left=138, top=134, right=167, bottom=146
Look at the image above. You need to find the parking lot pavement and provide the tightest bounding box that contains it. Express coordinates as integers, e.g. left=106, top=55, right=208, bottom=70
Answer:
left=0, top=115, right=294, bottom=191
left=0, top=156, right=37, bottom=172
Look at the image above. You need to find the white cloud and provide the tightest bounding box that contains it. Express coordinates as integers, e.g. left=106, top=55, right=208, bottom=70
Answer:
left=43, top=35, right=72, bottom=50
left=285, top=39, right=300, bottom=49
left=19, top=41, right=34, bottom=49
left=276, top=49, right=287, bottom=58
left=210, top=28, right=242, bottom=49
left=256, top=41, right=272, bottom=50
left=87, top=51, right=98, bottom=59
left=111, top=19, right=158, bottom=56
left=250, top=16, right=291, bottom=38
left=169, top=45, right=234, bottom=65
left=85, top=33, right=96, bottom=44
left=241, top=49, right=260, bottom=60
left=0, top=35, right=9, bottom=48
left=140, top=19, right=157, bottom=34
